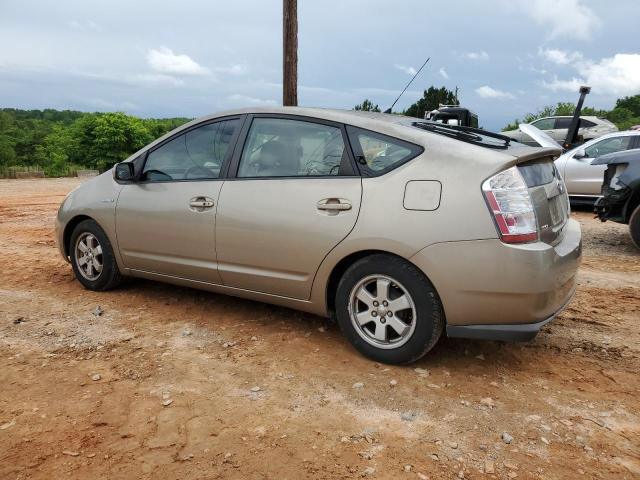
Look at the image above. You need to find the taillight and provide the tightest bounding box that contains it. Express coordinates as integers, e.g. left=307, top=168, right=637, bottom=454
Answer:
left=482, top=166, right=538, bottom=244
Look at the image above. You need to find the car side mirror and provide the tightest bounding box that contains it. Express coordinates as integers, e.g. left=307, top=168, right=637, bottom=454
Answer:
left=114, top=162, right=135, bottom=181
left=574, top=148, right=587, bottom=159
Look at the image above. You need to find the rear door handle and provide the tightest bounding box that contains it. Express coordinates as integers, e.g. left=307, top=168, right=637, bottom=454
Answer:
left=316, top=198, right=352, bottom=212
left=189, top=197, right=215, bottom=210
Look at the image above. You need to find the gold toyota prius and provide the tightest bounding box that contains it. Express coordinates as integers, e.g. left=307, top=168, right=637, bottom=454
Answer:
left=56, top=107, right=582, bottom=364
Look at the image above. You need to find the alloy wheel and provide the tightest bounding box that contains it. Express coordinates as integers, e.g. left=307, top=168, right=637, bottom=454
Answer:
left=74, top=232, right=103, bottom=281
left=348, top=274, right=416, bottom=349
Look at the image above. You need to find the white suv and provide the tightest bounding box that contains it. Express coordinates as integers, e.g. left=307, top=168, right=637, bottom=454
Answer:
left=504, top=116, right=618, bottom=146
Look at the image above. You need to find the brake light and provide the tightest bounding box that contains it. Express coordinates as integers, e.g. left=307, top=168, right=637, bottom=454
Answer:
left=482, top=166, right=538, bottom=243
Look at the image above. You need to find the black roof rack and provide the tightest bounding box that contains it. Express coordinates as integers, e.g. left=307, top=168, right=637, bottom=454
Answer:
left=411, top=121, right=511, bottom=150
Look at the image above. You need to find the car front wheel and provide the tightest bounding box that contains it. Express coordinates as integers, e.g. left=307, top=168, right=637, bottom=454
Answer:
left=70, top=219, right=122, bottom=291
left=335, top=254, right=444, bottom=364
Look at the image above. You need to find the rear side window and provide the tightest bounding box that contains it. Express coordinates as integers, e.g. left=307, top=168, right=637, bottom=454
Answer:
left=580, top=119, right=596, bottom=128
left=554, top=118, right=572, bottom=129
left=347, top=126, right=422, bottom=175
left=530, top=118, right=555, bottom=130
left=237, top=117, right=347, bottom=178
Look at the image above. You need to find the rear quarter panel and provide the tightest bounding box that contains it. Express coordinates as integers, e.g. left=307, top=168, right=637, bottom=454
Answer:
left=309, top=132, right=523, bottom=314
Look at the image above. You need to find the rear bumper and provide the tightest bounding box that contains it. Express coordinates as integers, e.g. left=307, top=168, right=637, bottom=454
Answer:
left=445, top=289, right=574, bottom=342
left=409, top=218, right=582, bottom=338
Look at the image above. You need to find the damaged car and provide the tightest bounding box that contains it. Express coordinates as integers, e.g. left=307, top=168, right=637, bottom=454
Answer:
left=593, top=148, right=640, bottom=249
left=556, top=131, right=640, bottom=202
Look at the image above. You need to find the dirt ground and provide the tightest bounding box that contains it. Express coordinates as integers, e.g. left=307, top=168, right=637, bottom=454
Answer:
left=1, top=178, right=639, bottom=480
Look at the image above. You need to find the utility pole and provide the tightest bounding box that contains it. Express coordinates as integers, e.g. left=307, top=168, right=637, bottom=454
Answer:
left=283, top=0, right=298, bottom=106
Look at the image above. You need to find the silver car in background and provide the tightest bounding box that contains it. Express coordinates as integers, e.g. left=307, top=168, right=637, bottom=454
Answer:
left=503, top=116, right=618, bottom=147
left=556, top=131, right=640, bottom=201
left=56, top=108, right=581, bottom=364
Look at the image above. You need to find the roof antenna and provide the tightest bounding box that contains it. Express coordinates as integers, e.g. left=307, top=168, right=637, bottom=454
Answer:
left=384, top=57, right=430, bottom=114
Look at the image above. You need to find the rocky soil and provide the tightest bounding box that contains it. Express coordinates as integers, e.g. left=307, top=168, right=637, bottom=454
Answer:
left=1, top=178, right=638, bottom=479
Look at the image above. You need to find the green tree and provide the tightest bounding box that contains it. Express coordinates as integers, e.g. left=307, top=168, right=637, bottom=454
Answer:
left=34, top=125, right=78, bottom=176
left=353, top=99, right=381, bottom=112
left=90, top=113, right=153, bottom=170
left=502, top=95, right=640, bottom=131
left=0, top=111, right=17, bottom=166
left=615, top=95, right=640, bottom=117
left=0, top=135, right=16, bottom=166
left=403, top=86, right=458, bottom=119
left=502, top=105, right=555, bottom=131
left=0, top=108, right=193, bottom=177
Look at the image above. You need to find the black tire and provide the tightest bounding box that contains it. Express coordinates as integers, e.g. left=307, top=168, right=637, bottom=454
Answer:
left=69, top=219, right=123, bottom=291
left=335, top=254, right=444, bottom=364
left=630, top=205, right=640, bottom=250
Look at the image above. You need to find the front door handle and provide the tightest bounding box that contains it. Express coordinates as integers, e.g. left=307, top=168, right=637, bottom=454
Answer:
left=189, top=197, right=214, bottom=211
left=317, top=198, right=352, bottom=212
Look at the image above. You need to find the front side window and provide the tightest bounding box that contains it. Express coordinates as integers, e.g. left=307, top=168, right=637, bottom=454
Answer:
left=531, top=118, right=555, bottom=130
left=584, top=136, right=633, bottom=158
left=142, top=119, right=239, bottom=181
left=347, top=126, right=421, bottom=174
left=237, top=118, right=346, bottom=177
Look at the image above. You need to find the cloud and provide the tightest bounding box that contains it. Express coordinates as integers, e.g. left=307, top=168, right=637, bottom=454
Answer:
left=542, top=53, right=640, bottom=96
left=226, top=94, right=277, bottom=106
left=214, top=63, right=249, bottom=75
left=463, top=51, right=489, bottom=61
left=475, top=85, right=515, bottom=99
left=130, top=74, right=185, bottom=87
left=538, top=48, right=583, bottom=65
left=439, top=67, right=449, bottom=79
left=147, top=47, right=209, bottom=76
left=69, top=20, right=102, bottom=32
left=511, top=0, right=599, bottom=40
left=394, top=64, right=417, bottom=76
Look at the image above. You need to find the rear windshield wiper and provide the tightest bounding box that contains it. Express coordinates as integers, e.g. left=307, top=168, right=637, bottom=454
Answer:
left=411, top=121, right=511, bottom=150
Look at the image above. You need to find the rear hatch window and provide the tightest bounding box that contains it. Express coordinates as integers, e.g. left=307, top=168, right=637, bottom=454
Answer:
left=518, top=159, right=570, bottom=244
left=518, top=160, right=556, bottom=187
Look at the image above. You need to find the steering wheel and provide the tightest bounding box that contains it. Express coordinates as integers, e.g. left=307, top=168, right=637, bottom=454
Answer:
left=184, top=165, right=214, bottom=179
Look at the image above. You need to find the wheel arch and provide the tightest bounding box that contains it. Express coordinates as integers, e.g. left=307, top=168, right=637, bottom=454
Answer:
left=325, top=249, right=439, bottom=319
left=62, top=215, right=95, bottom=258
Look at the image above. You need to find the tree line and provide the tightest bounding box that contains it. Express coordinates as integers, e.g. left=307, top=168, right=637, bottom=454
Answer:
left=353, top=86, right=457, bottom=119
left=2, top=90, right=638, bottom=177
left=0, top=109, right=189, bottom=176
left=354, top=88, right=640, bottom=132
left=501, top=95, right=640, bottom=132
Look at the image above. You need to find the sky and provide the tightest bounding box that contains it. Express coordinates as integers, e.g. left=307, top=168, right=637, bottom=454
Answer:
left=0, top=0, right=638, bottom=131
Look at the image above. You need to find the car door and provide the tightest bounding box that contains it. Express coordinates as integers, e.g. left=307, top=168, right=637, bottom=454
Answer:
left=564, top=135, right=634, bottom=196
left=215, top=115, right=362, bottom=299
left=115, top=117, right=241, bottom=283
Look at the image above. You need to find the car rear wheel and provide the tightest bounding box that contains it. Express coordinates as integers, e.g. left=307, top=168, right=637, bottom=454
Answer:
left=70, top=219, right=122, bottom=291
left=629, top=205, right=640, bottom=250
left=335, top=254, right=444, bottom=364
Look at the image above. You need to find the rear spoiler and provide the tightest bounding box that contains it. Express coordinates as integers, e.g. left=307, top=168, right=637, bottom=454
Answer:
left=511, top=147, right=562, bottom=164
